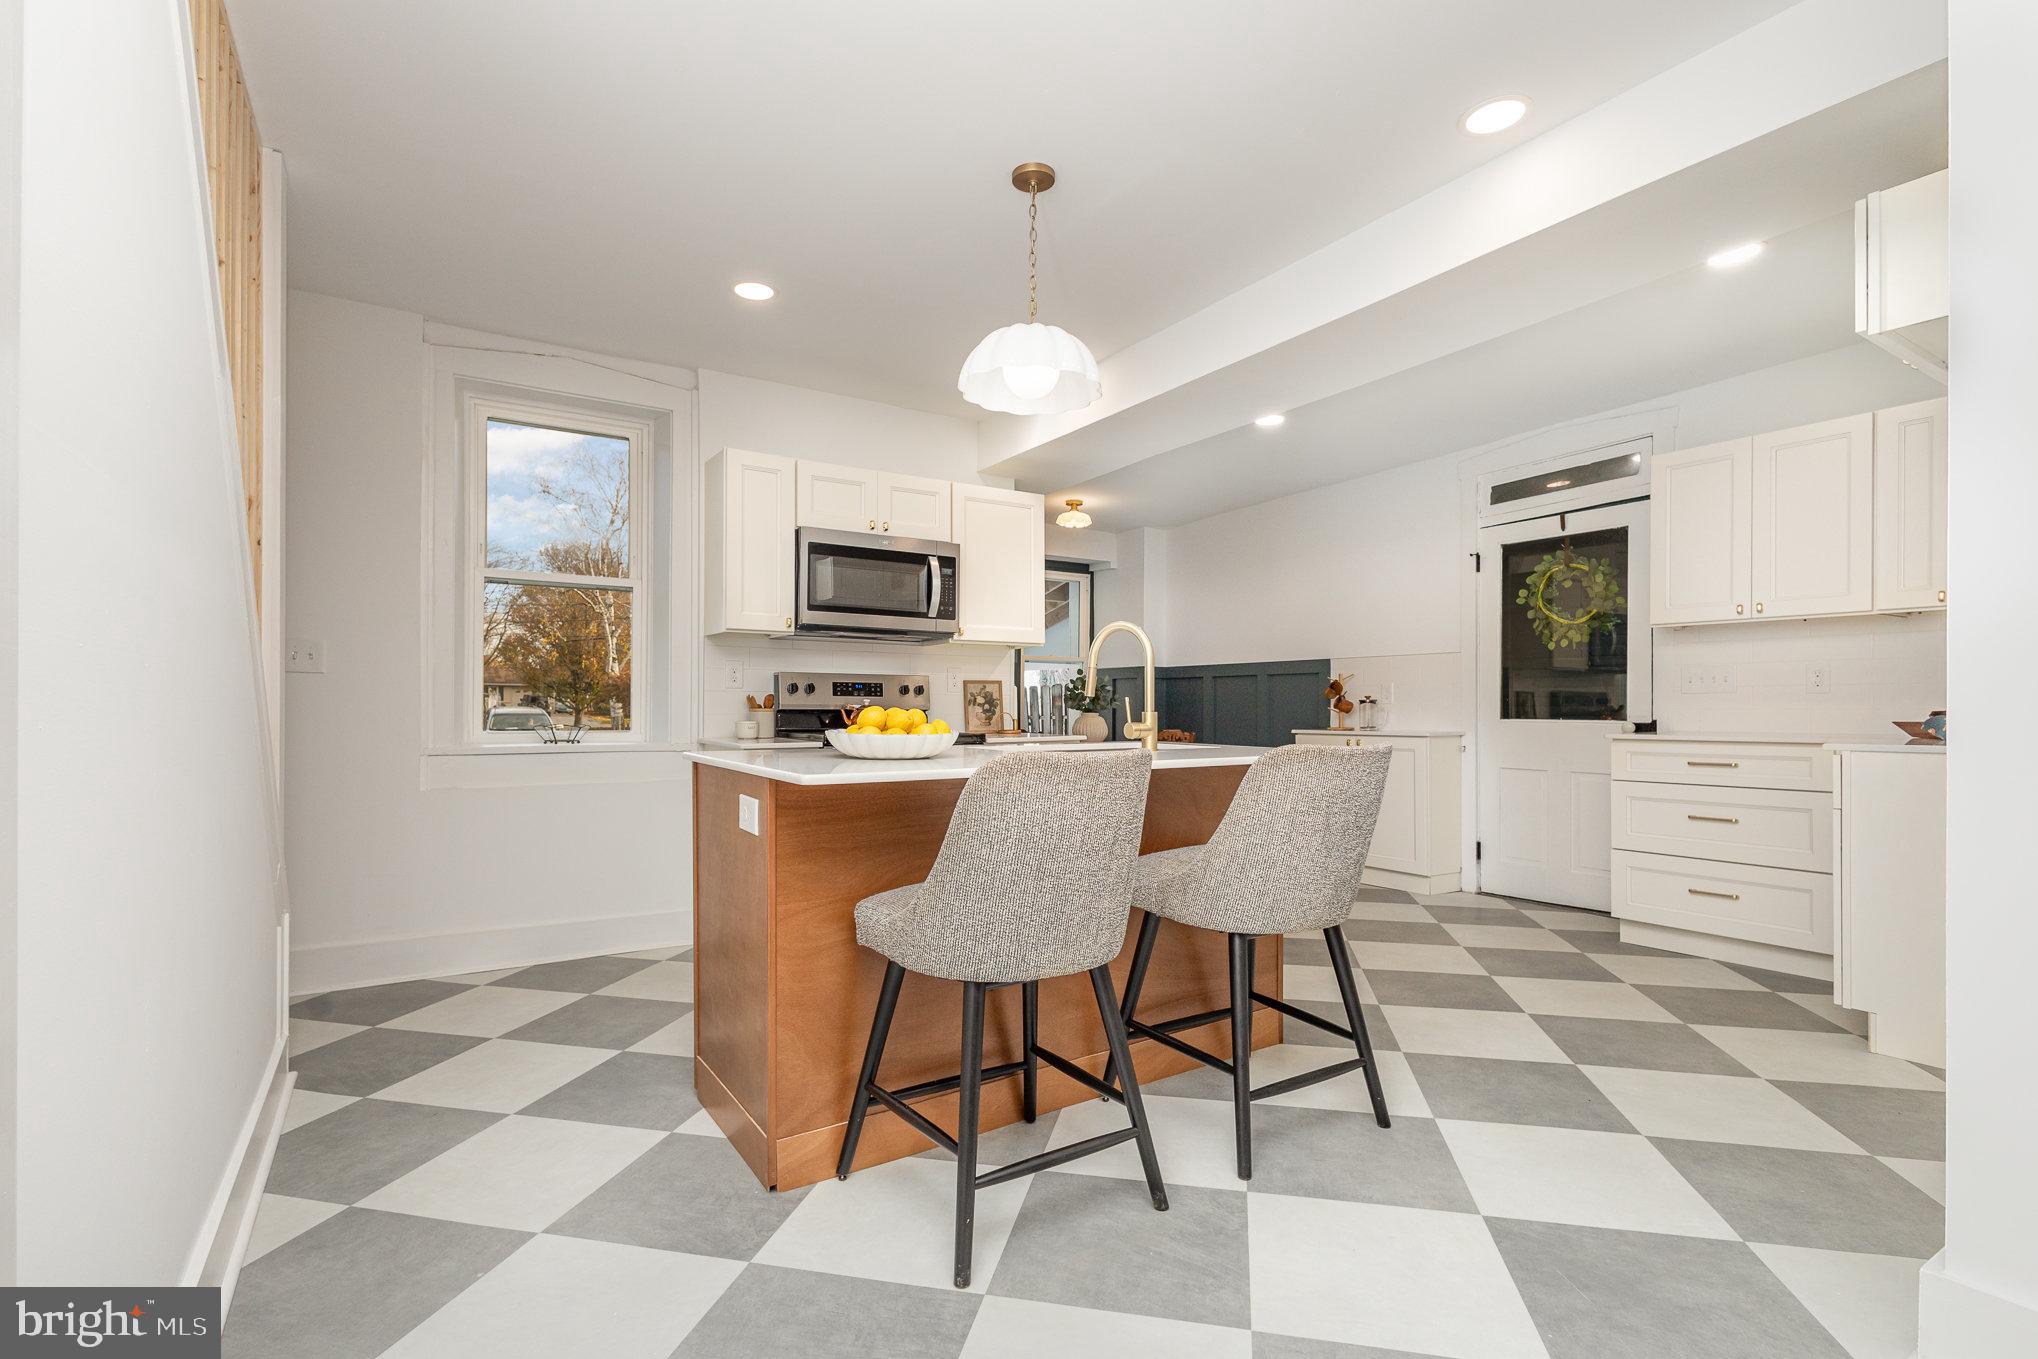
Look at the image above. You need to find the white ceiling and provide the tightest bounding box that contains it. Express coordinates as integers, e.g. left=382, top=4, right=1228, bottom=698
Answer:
left=230, top=0, right=1801, bottom=415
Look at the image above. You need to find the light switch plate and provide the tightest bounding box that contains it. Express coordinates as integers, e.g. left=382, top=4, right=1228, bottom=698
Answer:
left=738, top=794, right=760, bottom=836
left=286, top=636, right=326, bottom=673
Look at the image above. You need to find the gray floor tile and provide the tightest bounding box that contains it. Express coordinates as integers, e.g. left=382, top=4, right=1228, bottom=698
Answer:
left=1531, top=1016, right=1754, bottom=1076
left=1467, top=948, right=1617, bottom=982
left=990, top=1172, right=1251, bottom=1329
left=1253, top=1335, right=1446, bottom=1359
left=288, top=979, right=472, bottom=1026
left=1352, top=886, right=1419, bottom=905
left=1487, top=1217, right=1849, bottom=1359
left=1404, top=1053, right=1635, bottom=1133
left=673, top=1263, right=979, bottom=1359
left=265, top=1098, right=501, bottom=1203
left=1246, top=1108, right=1476, bottom=1212
left=1340, top=919, right=1458, bottom=947
left=1652, top=1138, right=1945, bottom=1258
left=521, top=1052, right=702, bottom=1130
left=223, top=1208, right=528, bottom=1359
left=292, top=1027, right=485, bottom=1096
left=1774, top=1081, right=1946, bottom=1160
left=917, top=1106, right=1063, bottom=1166
left=494, top=955, right=660, bottom=994
left=1362, top=971, right=1521, bottom=1012
left=549, top=1132, right=806, bottom=1258
left=506, top=995, right=692, bottom=1049
left=1722, top=962, right=1831, bottom=994
left=1283, top=935, right=1337, bottom=967
left=1635, top=986, right=1846, bottom=1032
left=1283, top=999, right=1394, bottom=1052
left=1559, top=933, right=1682, bottom=957
left=1422, top=903, right=1544, bottom=927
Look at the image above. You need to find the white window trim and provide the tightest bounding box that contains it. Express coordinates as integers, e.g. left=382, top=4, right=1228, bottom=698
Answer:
left=424, top=337, right=697, bottom=770
left=464, top=394, right=650, bottom=747
left=1024, top=568, right=1092, bottom=665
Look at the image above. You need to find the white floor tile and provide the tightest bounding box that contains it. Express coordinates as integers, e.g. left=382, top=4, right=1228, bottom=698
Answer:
left=1347, top=900, right=1435, bottom=923
left=753, top=1152, right=1029, bottom=1293
left=1442, top=924, right=1576, bottom=953
left=1493, top=977, right=1677, bottom=1023
left=674, top=1109, right=725, bottom=1139
left=962, top=1297, right=1252, bottom=1359
left=1254, top=1045, right=1430, bottom=1120
left=1879, top=1157, right=1946, bottom=1205
left=288, top=1018, right=363, bottom=1056
left=360, top=1115, right=662, bottom=1231
left=1416, top=892, right=1517, bottom=911
left=1590, top=956, right=1765, bottom=990
left=1047, top=1093, right=1244, bottom=1191
left=597, top=960, right=694, bottom=1002
left=244, top=1194, right=344, bottom=1263
left=379, top=1234, right=742, bottom=1359
left=1248, top=1194, right=1548, bottom=1359
left=1350, top=941, right=1485, bottom=975
left=381, top=985, right=577, bottom=1038
left=437, top=966, right=522, bottom=985
left=1752, top=1243, right=1921, bottom=1359
left=371, top=1039, right=615, bottom=1113
left=1580, top=1066, right=1863, bottom=1152
left=616, top=946, right=690, bottom=961
left=1784, top=991, right=1871, bottom=1036
left=1437, top=1119, right=1735, bottom=1240
left=280, top=1088, right=358, bottom=1133
left=1522, top=908, right=1618, bottom=932
left=629, top=1015, right=694, bottom=1056
left=1692, top=1028, right=1945, bottom=1090
left=1381, top=1007, right=1568, bottom=1063
left=1283, top=964, right=1348, bottom=1002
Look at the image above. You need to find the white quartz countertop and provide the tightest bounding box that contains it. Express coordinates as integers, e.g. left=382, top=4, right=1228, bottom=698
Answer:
left=1613, top=730, right=1899, bottom=745
left=1291, top=728, right=1463, bottom=737
left=700, top=733, right=1093, bottom=752
left=1825, top=738, right=1946, bottom=754
left=686, top=742, right=1270, bottom=786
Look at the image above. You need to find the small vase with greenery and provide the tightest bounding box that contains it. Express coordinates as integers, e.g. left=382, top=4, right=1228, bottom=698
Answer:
left=1066, top=668, right=1115, bottom=743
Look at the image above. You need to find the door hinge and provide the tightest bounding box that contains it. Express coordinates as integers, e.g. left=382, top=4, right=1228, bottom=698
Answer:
left=1471, top=552, right=1481, bottom=573
left=1475, top=840, right=1483, bottom=862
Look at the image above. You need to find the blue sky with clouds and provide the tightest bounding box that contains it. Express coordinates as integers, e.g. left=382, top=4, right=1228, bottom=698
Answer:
left=485, top=419, right=630, bottom=566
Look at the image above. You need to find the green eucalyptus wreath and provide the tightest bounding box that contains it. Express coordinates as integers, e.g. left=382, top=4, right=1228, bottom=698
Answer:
left=1516, top=550, right=1626, bottom=651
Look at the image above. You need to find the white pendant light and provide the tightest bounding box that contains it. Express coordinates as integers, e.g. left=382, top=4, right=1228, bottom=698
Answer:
left=1055, top=499, right=1092, bottom=529
left=959, top=163, right=1101, bottom=415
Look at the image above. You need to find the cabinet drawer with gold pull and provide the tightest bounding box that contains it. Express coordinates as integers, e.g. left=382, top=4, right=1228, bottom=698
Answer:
left=1611, top=850, right=1832, bottom=953
left=1612, top=783, right=1830, bottom=872
left=1610, top=740, right=1833, bottom=792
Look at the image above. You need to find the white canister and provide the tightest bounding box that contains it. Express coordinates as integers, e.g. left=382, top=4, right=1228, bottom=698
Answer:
left=734, top=719, right=760, bottom=740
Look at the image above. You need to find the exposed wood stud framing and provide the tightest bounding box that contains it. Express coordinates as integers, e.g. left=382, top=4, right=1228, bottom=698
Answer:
left=188, top=0, right=265, bottom=615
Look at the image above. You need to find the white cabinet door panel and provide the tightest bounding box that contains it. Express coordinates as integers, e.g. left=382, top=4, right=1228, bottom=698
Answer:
left=1752, top=415, right=1874, bottom=618
left=796, top=460, right=879, bottom=532
left=878, top=472, right=952, bottom=541
left=1873, top=398, right=1948, bottom=611
left=952, top=484, right=1044, bottom=645
left=707, top=449, right=796, bottom=634
left=1650, top=438, right=1750, bottom=624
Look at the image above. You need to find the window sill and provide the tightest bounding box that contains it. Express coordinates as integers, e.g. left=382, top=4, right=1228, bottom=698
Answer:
left=420, top=742, right=699, bottom=789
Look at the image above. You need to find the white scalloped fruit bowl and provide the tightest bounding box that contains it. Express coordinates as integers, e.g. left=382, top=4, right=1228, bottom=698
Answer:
left=825, top=728, right=960, bottom=760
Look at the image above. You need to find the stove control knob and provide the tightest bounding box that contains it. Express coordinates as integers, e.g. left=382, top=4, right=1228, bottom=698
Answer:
left=898, top=683, right=910, bottom=696
left=784, top=682, right=797, bottom=695
left=912, top=684, right=926, bottom=697
left=803, top=683, right=816, bottom=695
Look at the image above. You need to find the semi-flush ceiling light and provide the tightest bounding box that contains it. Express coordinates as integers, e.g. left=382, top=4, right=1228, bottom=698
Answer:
left=1055, top=498, right=1092, bottom=529
left=1254, top=412, right=1286, bottom=427
left=733, top=281, right=776, bottom=301
left=1462, top=97, right=1529, bottom=135
left=959, top=163, right=1101, bottom=415
left=1706, top=242, right=1765, bottom=269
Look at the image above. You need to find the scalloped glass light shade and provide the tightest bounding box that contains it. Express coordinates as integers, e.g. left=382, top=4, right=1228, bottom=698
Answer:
left=957, top=322, right=1101, bottom=415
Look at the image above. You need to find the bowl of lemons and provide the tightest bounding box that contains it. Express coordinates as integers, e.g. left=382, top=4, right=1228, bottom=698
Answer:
left=824, top=706, right=957, bottom=759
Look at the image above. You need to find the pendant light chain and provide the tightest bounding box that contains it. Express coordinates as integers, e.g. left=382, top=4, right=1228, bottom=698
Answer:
left=1027, top=185, right=1040, bottom=323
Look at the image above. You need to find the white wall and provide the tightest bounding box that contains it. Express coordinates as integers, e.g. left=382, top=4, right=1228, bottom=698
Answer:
left=1922, top=5, right=2038, bottom=1352
left=0, top=0, right=21, bottom=1288
left=695, top=368, right=1016, bottom=738
left=14, top=0, right=284, bottom=1283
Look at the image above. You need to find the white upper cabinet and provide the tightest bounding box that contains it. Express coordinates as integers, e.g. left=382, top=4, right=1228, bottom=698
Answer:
left=795, top=460, right=880, bottom=532
left=1751, top=413, right=1874, bottom=620
left=1872, top=397, right=1948, bottom=610
left=876, top=472, right=952, bottom=541
left=952, top=483, right=1045, bottom=645
left=705, top=449, right=796, bottom=634
left=1651, top=438, right=1752, bottom=624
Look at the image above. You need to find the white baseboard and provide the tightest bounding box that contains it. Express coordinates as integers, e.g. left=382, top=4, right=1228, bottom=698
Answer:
left=1363, top=866, right=1462, bottom=895
left=1620, top=920, right=1833, bottom=980
left=291, top=909, right=690, bottom=996
left=187, top=1036, right=292, bottom=1303
left=1919, top=1250, right=2038, bottom=1357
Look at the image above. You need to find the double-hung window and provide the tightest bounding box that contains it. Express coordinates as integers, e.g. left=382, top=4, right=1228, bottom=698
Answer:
left=471, top=399, right=649, bottom=742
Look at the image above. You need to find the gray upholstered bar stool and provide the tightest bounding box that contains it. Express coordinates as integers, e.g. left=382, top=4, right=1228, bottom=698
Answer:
left=835, top=748, right=1168, bottom=1289
left=1115, top=743, right=1396, bottom=1179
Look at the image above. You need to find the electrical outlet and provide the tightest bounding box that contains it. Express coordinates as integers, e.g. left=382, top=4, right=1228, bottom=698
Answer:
left=1807, top=664, right=1832, bottom=695
left=717, top=664, right=746, bottom=690
left=946, top=667, right=963, bottom=693
left=738, top=794, right=760, bottom=836
left=285, top=636, right=326, bottom=673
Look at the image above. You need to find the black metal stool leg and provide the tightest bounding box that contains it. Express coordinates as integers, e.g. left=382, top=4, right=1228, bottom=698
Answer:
left=1326, top=924, right=1391, bottom=1128
left=1101, top=909, right=1162, bottom=1091
left=954, top=981, right=987, bottom=1289
left=1021, top=980, right=1039, bottom=1123
left=837, top=961, right=906, bottom=1180
left=1091, top=966, right=1169, bottom=1211
left=1229, top=932, right=1255, bottom=1180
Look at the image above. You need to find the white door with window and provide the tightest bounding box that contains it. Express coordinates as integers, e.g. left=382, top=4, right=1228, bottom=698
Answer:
left=1477, top=501, right=1651, bottom=909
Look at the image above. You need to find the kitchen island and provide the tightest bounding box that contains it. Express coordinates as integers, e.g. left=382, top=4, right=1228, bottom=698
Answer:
left=686, top=742, right=1276, bottom=1189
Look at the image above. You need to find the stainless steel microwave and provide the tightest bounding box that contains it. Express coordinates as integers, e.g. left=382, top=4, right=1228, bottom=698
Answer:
left=794, top=527, right=959, bottom=642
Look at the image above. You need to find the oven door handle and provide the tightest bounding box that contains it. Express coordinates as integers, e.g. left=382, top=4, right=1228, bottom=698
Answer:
left=926, top=556, right=942, bottom=618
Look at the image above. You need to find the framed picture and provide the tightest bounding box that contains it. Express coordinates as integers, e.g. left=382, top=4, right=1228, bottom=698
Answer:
left=962, top=679, right=1005, bottom=733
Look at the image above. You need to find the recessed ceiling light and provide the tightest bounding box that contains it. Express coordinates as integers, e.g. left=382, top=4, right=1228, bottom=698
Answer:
left=1254, top=413, right=1286, bottom=427
left=1706, top=242, right=1764, bottom=269
left=1462, top=97, right=1529, bottom=135
left=733, top=281, right=776, bottom=301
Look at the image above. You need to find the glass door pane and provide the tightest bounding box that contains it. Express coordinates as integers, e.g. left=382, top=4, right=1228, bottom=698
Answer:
left=1498, top=526, right=1631, bottom=721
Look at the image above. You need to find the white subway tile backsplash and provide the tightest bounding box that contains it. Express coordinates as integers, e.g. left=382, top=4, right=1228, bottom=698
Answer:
left=1653, top=612, right=1943, bottom=736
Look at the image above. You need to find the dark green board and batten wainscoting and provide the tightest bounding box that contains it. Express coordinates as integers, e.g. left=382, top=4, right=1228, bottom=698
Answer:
left=1098, top=659, right=1331, bottom=748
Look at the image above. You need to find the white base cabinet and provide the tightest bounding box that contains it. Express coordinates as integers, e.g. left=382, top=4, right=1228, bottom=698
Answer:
left=1833, top=747, right=1946, bottom=1066
left=1292, top=731, right=1462, bottom=894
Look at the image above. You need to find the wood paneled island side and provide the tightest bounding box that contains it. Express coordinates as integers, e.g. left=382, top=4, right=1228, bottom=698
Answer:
left=686, top=744, right=1279, bottom=1190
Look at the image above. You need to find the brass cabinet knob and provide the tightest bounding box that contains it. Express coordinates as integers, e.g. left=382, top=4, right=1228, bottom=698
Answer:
left=784, top=616, right=792, bottom=629
left=867, top=519, right=876, bottom=530
left=882, top=521, right=890, bottom=532
left=1754, top=601, right=1764, bottom=614
left=1735, top=603, right=1744, bottom=615
left=1938, top=589, right=1947, bottom=603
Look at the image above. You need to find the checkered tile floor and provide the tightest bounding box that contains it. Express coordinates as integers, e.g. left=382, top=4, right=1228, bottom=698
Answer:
left=232, top=890, right=1944, bottom=1358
